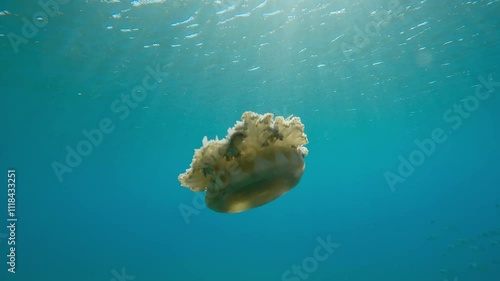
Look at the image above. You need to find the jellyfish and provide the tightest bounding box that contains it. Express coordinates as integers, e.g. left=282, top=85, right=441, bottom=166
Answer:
left=178, top=111, right=309, bottom=213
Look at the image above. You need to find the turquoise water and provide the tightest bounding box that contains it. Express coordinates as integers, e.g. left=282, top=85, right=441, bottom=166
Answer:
left=1, top=0, right=499, bottom=280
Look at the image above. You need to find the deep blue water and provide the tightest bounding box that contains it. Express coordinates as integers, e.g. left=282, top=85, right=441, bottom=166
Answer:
left=1, top=1, right=499, bottom=281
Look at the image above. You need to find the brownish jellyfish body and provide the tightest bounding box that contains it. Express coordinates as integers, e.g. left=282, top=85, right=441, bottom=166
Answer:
left=178, top=111, right=308, bottom=213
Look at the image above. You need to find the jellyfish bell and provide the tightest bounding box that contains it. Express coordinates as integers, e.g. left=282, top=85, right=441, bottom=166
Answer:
left=178, top=111, right=308, bottom=213
left=205, top=145, right=306, bottom=213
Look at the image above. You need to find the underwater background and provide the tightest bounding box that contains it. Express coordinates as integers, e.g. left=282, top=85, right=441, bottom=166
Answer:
left=1, top=0, right=499, bottom=281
